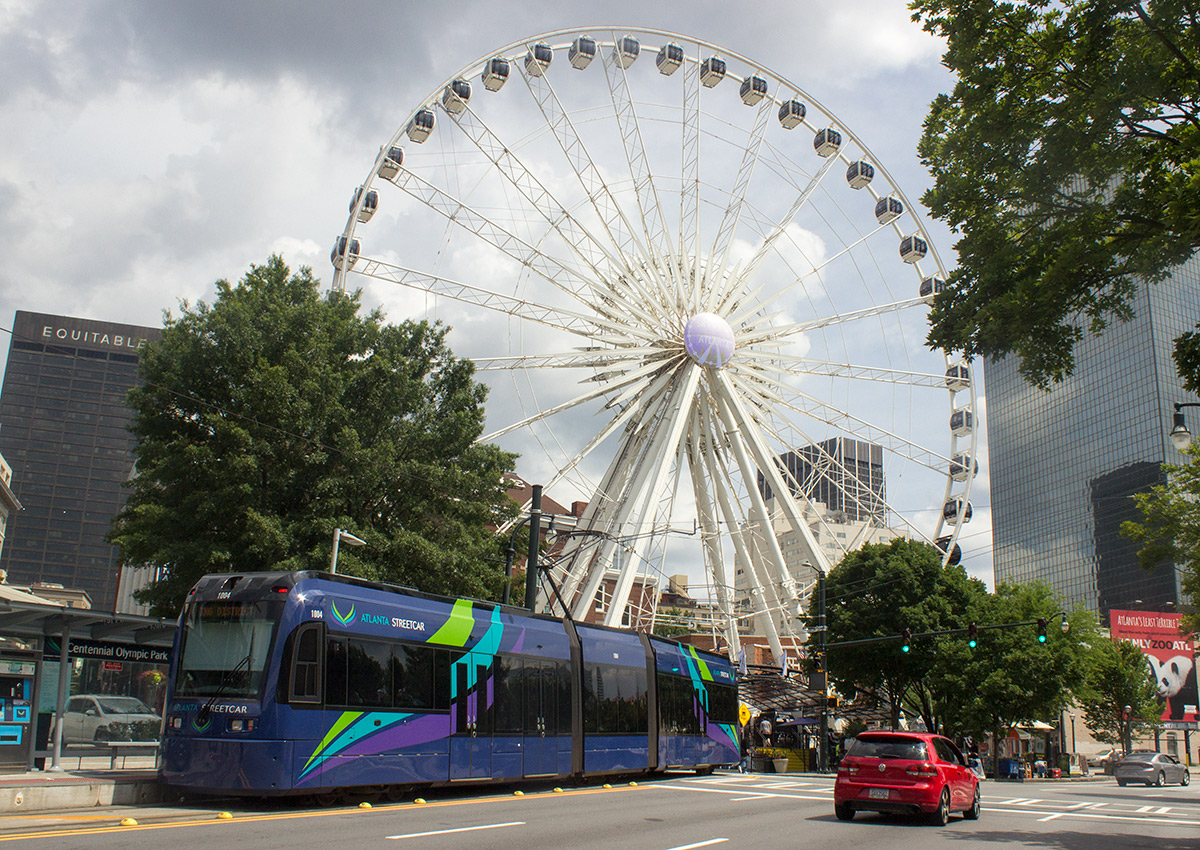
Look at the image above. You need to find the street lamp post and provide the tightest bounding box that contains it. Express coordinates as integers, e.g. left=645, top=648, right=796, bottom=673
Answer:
left=1069, top=712, right=1076, bottom=754
left=502, top=485, right=544, bottom=608
left=1122, top=704, right=1133, bottom=754
left=329, top=527, right=367, bottom=574
left=1169, top=402, right=1200, bottom=450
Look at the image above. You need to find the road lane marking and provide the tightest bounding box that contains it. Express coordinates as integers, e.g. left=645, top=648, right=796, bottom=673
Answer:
left=663, top=839, right=727, bottom=850
left=984, top=804, right=1199, bottom=828
left=730, top=795, right=775, bottom=801
left=387, top=821, right=524, bottom=840
left=1038, top=814, right=1064, bottom=822
left=1015, top=799, right=1044, bottom=805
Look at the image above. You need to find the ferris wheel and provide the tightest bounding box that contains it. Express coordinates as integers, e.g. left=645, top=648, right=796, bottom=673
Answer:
left=330, top=27, right=977, bottom=661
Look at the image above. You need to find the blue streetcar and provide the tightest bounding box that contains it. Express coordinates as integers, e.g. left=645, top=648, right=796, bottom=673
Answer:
left=159, top=571, right=740, bottom=795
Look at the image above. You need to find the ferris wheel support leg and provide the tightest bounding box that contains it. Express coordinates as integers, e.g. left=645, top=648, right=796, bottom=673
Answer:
left=711, top=383, right=805, bottom=621
left=699, top=408, right=786, bottom=662
left=686, top=423, right=740, bottom=659
left=715, top=371, right=831, bottom=581
left=598, top=365, right=702, bottom=627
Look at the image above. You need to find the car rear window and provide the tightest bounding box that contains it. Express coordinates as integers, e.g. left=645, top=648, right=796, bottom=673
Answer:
left=1121, top=754, right=1155, bottom=763
left=848, top=736, right=928, bottom=760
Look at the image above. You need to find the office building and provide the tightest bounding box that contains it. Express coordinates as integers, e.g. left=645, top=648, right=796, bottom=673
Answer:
left=0, top=311, right=160, bottom=611
left=758, top=438, right=886, bottom=524
left=988, top=259, right=1200, bottom=619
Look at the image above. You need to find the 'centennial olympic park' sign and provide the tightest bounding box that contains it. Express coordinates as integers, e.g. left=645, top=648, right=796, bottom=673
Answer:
left=42, top=636, right=171, bottom=666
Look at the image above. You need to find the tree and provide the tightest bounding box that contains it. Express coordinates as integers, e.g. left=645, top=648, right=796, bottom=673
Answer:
left=931, top=583, right=1095, bottom=775
left=109, top=256, right=517, bottom=616
left=1077, top=637, right=1160, bottom=746
left=911, top=0, right=1200, bottom=389
left=1121, top=444, right=1200, bottom=632
left=820, top=538, right=987, bottom=732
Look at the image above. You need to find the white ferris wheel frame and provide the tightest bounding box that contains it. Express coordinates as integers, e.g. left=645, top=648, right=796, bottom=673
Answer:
left=330, top=26, right=978, bottom=662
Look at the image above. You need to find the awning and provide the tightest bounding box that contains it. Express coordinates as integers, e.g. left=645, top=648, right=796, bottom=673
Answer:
left=0, top=597, right=175, bottom=646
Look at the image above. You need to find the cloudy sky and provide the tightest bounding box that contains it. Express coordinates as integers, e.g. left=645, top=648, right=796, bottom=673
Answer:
left=0, top=0, right=994, bottom=587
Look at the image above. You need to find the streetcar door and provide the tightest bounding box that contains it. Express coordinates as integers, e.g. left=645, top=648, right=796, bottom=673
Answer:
left=450, top=656, right=492, bottom=779
left=522, top=659, right=569, bottom=777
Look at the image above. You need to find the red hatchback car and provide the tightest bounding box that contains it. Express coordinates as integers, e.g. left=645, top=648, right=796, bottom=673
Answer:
left=834, top=731, right=980, bottom=825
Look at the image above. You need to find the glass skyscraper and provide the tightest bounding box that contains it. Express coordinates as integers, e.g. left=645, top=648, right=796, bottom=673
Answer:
left=0, top=311, right=160, bottom=611
left=988, top=258, right=1200, bottom=621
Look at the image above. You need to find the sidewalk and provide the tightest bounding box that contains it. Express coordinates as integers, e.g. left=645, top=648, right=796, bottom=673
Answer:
left=0, top=755, right=167, bottom=814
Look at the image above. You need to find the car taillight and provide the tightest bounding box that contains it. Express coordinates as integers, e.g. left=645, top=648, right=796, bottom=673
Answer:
left=906, top=764, right=938, bottom=778
left=838, top=760, right=860, bottom=774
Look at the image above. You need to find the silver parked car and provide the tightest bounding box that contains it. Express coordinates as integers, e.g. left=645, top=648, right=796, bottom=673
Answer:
left=63, top=695, right=161, bottom=744
left=1114, top=752, right=1190, bottom=787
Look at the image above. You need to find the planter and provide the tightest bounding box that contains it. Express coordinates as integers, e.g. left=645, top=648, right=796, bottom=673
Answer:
left=772, top=757, right=789, bottom=774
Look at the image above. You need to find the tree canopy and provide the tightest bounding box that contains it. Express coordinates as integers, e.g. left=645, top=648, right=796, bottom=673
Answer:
left=911, top=0, right=1200, bottom=388
left=821, top=538, right=986, bottom=731
left=1076, top=636, right=1161, bottom=745
left=109, top=256, right=517, bottom=616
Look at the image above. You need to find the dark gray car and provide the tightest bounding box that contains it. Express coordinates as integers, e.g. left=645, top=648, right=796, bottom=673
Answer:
left=1114, top=752, right=1190, bottom=787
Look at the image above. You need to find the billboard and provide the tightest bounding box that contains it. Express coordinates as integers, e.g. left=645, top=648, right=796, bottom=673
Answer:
left=1109, top=610, right=1198, bottom=725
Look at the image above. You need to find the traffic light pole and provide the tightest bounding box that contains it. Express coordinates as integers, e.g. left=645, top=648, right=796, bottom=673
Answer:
left=817, top=570, right=828, bottom=773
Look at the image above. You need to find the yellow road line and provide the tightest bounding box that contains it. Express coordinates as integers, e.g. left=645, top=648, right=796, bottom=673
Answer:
left=0, top=784, right=638, bottom=842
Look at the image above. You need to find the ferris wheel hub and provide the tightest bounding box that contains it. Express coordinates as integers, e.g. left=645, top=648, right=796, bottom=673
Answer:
left=683, top=312, right=735, bottom=368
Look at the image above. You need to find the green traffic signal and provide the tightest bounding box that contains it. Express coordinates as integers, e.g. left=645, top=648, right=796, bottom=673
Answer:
left=901, top=628, right=912, bottom=653
left=1036, top=618, right=1047, bottom=643
left=968, top=622, right=978, bottom=648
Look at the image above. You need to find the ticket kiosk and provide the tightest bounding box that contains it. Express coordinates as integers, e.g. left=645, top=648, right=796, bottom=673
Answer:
left=0, top=647, right=38, bottom=772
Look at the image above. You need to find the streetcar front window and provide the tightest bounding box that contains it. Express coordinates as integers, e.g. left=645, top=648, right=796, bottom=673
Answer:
left=176, top=600, right=280, bottom=699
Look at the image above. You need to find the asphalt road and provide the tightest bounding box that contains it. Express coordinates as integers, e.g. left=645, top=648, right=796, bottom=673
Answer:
left=2, top=772, right=1197, bottom=849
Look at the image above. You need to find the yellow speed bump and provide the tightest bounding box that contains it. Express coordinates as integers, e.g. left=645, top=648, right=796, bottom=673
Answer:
left=359, top=802, right=372, bottom=809
left=217, top=812, right=233, bottom=820
left=119, top=818, right=138, bottom=826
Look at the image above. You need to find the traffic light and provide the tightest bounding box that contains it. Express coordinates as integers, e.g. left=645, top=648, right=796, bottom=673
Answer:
left=827, top=694, right=840, bottom=708
left=968, top=622, right=978, bottom=648
left=1036, top=618, right=1047, bottom=643
left=901, top=628, right=912, bottom=653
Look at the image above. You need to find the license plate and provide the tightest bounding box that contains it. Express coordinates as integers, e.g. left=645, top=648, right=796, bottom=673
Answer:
left=868, top=788, right=890, bottom=800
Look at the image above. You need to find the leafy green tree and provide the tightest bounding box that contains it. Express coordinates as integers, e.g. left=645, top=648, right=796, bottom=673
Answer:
left=931, top=583, right=1095, bottom=774
left=820, top=538, right=987, bottom=732
left=1121, top=444, right=1200, bottom=632
left=1077, top=637, right=1160, bottom=746
left=911, top=0, right=1200, bottom=389
left=109, top=255, right=516, bottom=616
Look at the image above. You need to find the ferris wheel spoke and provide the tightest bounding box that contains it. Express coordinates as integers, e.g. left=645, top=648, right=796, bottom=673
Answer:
left=348, top=255, right=630, bottom=339
left=384, top=167, right=613, bottom=312
left=724, top=216, right=899, bottom=327
left=517, top=54, right=650, bottom=273
left=738, top=297, right=927, bottom=347
left=713, top=146, right=841, bottom=314
left=680, top=49, right=702, bottom=310
left=740, top=354, right=947, bottom=389
left=705, top=94, right=774, bottom=295
left=600, top=33, right=677, bottom=295
left=480, top=355, right=681, bottom=442
left=471, top=346, right=668, bottom=372
left=443, top=102, right=624, bottom=278
left=725, top=370, right=950, bottom=471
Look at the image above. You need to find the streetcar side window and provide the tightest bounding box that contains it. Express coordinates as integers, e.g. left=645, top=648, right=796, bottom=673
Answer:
left=288, top=623, right=323, bottom=704
left=347, top=639, right=392, bottom=707
left=326, top=638, right=348, bottom=705
left=707, top=682, right=738, bottom=724
left=392, top=644, right=436, bottom=710
left=583, top=662, right=648, bottom=734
